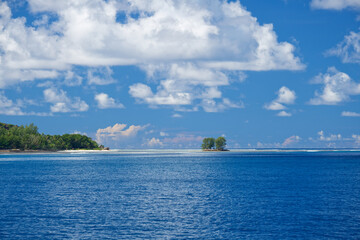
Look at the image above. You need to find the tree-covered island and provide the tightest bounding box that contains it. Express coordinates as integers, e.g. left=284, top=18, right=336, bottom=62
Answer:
left=0, top=122, right=106, bottom=151
left=202, top=136, right=228, bottom=151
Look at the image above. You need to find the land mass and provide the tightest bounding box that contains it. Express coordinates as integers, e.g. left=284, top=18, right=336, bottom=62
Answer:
left=0, top=122, right=105, bottom=151
left=202, top=149, right=230, bottom=152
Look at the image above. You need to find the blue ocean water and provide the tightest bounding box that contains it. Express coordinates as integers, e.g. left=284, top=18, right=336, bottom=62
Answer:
left=1, top=150, right=360, bottom=239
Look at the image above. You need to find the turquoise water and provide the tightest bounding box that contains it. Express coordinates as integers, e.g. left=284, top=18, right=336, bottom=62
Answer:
left=1, top=151, right=360, bottom=239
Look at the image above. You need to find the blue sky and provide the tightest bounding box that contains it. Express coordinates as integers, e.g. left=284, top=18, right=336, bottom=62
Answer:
left=1, top=0, right=360, bottom=148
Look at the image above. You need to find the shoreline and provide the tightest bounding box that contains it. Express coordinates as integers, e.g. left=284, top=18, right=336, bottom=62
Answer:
left=202, top=149, right=230, bottom=152
left=1, top=148, right=360, bottom=155
left=0, top=149, right=110, bottom=154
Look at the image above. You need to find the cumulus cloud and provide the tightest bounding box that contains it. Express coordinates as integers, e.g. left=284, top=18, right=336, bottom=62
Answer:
left=309, top=67, right=360, bottom=105
left=96, top=123, right=148, bottom=144
left=129, top=82, right=192, bottom=106
left=31, top=0, right=302, bottom=69
left=264, top=86, right=296, bottom=115
left=318, top=130, right=342, bottom=141
left=0, top=2, right=64, bottom=88
left=327, top=31, right=360, bottom=64
left=145, top=137, right=164, bottom=147
left=87, top=67, right=115, bottom=85
left=160, top=132, right=168, bottom=137
left=307, top=131, right=360, bottom=147
left=342, top=111, right=360, bottom=117
left=276, top=86, right=297, bottom=104
left=311, top=0, right=360, bottom=10
left=277, top=111, right=292, bottom=117
left=95, top=93, right=124, bottom=109
left=0, top=92, right=25, bottom=116
left=64, top=71, right=83, bottom=86
left=44, top=88, right=89, bottom=112
left=0, top=0, right=303, bottom=94
left=0, top=0, right=307, bottom=114
left=130, top=63, right=243, bottom=111
left=200, top=98, right=243, bottom=112
left=265, top=102, right=286, bottom=111
left=0, top=92, right=52, bottom=116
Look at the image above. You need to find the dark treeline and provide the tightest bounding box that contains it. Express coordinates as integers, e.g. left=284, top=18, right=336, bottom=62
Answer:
left=0, top=122, right=100, bottom=151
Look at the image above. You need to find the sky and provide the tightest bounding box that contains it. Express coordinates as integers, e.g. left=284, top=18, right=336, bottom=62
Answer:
left=0, top=0, right=360, bottom=149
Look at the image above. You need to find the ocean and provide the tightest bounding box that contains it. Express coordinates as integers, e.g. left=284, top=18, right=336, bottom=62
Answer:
left=1, top=150, right=360, bottom=239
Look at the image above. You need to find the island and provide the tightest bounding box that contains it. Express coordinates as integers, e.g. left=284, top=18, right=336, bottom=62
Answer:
left=0, top=122, right=106, bottom=152
left=201, top=136, right=229, bottom=151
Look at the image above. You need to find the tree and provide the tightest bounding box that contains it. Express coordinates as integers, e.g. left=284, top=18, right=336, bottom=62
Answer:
left=202, top=138, right=215, bottom=150
left=215, top=136, right=226, bottom=151
left=0, top=121, right=100, bottom=150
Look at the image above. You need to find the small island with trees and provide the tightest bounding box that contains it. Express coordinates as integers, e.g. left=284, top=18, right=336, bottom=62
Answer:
left=202, top=136, right=228, bottom=151
left=0, top=122, right=106, bottom=152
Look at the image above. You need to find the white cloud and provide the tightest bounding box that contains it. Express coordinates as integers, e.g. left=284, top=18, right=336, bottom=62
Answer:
left=0, top=2, right=64, bottom=88
left=87, top=67, right=115, bottom=85
left=129, top=82, right=192, bottom=106
left=277, top=86, right=297, bottom=104
left=0, top=92, right=52, bottom=116
left=200, top=98, right=243, bottom=112
left=72, top=130, right=87, bottom=136
left=160, top=132, right=168, bottom=137
left=96, top=123, right=148, bottom=145
left=0, top=0, right=303, bottom=90
left=311, top=0, right=360, bottom=10
left=146, top=137, right=164, bottom=147
left=0, top=92, right=25, bottom=115
left=172, top=113, right=182, bottom=118
left=265, top=102, right=286, bottom=111
left=149, top=63, right=230, bottom=87
left=64, top=71, right=82, bottom=86
left=353, top=134, right=360, bottom=145
left=309, top=67, right=360, bottom=105
left=282, top=135, right=300, bottom=147
left=128, top=83, right=153, bottom=99
left=318, top=130, right=342, bottom=141
left=342, top=111, right=360, bottom=117
left=130, top=63, right=243, bottom=111
left=44, top=88, right=89, bottom=112
left=264, top=86, right=296, bottom=114
left=95, top=93, right=124, bottom=109
left=277, top=111, right=292, bottom=117
left=307, top=131, right=360, bottom=147
left=327, top=31, right=360, bottom=64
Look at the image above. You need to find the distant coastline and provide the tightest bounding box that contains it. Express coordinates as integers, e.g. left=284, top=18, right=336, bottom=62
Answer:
left=0, top=122, right=107, bottom=152
left=202, top=149, right=230, bottom=152
left=1, top=148, right=359, bottom=155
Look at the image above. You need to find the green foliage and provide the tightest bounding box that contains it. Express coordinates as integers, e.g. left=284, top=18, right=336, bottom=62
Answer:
left=201, top=136, right=227, bottom=150
left=215, top=136, right=226, bottom=151
left=202, top=137, right=215, bottom=150
left=0, top=122, right=99, bottom=151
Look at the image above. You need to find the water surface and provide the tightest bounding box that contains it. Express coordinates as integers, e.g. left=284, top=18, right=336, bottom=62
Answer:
left=1, top=151, right=360, bottom=239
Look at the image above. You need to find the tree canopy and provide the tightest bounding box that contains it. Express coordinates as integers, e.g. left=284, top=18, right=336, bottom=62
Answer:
left=202, top=136, right=227, bottom=151
left=0, top=122, right=100, bottom=151
left=215, top=136, right=226, bottom=151
left=202, top=138, right=215, bottom=150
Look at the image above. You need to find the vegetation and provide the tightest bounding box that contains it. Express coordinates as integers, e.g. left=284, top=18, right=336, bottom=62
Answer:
left=0, top=122, right=101, bottom=151
left=202, top=137, right=215, bottom=150
left=202, top=136, right=227, bottom=151
left=215, top=137, right=226, bottom=151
